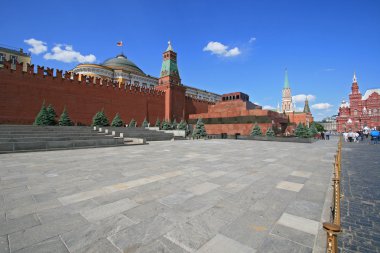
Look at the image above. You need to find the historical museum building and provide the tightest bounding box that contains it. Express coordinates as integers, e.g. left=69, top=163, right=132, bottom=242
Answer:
left=336, top=73, right=380, bottom=132
left=279, top=70, right=313, bottom=126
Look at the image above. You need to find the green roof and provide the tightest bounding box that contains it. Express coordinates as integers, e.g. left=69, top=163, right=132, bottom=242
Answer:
left=102, top=54, right=144, bottom=74
left=160, top=59, right=179, bottom=78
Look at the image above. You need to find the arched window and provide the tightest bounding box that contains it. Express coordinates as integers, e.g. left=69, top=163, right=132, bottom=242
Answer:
left=354, top=109, right=358, bottom=116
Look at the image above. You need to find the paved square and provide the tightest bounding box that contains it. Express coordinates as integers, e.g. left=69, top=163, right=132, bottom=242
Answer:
left=0, top=139, right=337, bottom=252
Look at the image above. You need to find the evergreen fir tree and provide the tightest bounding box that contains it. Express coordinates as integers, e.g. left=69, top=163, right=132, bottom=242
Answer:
left=155, top=118, right=161, bottom=128
left=34, top=102, right=49, bottom=126
left=161, top=120, right=171, bottom=130
left=265, top=127, right=275, bottom=137
left=303, top=126, right=312, bottom=138
left=171, top=119, right=178, bottom=130
left=308, top=123, right=318, bottom=137
left=192, top=118, right=207, bottom=139
left=142, top=118, right=149, bottom=128
left=58, top=107, right=73, bottom=126
left=46, top=104, right=57, bottom=125
left=251, top=124, right=262, bottom=136
left=92, top=110, right=109, bottom=126
left=129, top=118, right=136, bottom=127
left=111, top=113, right=124, bottom=127
left=294, top=123, right=305, bottom=137
left=177, top=120, right=187, bottom=130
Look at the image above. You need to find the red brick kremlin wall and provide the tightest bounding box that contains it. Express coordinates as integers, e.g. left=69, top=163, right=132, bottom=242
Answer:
left=0, top=62, right=212, bottom=125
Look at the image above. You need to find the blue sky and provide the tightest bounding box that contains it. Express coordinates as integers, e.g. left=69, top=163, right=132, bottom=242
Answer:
left=1, top=0, right=379, bottom=120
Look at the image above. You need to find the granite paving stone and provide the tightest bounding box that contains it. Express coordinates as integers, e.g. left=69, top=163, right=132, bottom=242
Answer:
left=186, top=182, right=220, bottom=196
left=164, top=222, right=211, bottom=252
left=158, top=191, right=195, bottom=207
left=258, top=234, right=312, bottom=253
left=220, top=210, right=272, bottom=249
left=36, top=199, right=99, bottom=223
left=196, top=233, right=256, bottom=253
left=13, top=237, right=69, bottom=253
left=0, top=214, right=40, bottom=236
left=130, top=236, right=189, bottom=253
left=276, top=181, right=304, bottom=192
left=80, top=198, right=139, bottom=222
left=291, top=171, right=312, bottom=178
left=0, top=236, right=9, bottom=253
left=271, top=223, right=316, bottom=248
left=6, top=198, right=62, bottom=220
left=0, top=138, right=338, bottom=252
left=108, top=215, right=174, bottom=252
left=284, top=199, right=323, bottom=221
left=61, top=214, right=135, bottom=252
left=276, top=213, right=319, bottom=235
left=8, top=214, right=88, bottom=252
left=73, top=238, right=121, bottom=253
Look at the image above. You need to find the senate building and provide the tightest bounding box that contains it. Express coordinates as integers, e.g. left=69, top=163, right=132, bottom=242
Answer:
left=71, top=42, right=221, bottom=103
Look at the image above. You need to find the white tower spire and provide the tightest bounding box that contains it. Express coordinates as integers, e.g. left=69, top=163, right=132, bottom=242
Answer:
left=353, top=72, right=357, bottom=83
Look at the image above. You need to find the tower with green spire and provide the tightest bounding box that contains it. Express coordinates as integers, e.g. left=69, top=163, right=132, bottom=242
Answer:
left=156, top=41, right=186, bottom=122
left=284, top=68, right=290, bottom=88
left=159, top=41, right=181, bottom=86
left=281, top=68, right=293, bottom=112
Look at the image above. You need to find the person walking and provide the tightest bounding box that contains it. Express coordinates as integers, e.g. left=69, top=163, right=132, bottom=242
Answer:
left=370, top=129, right=379, bottom=144
left=343, top=131, right=348, bottom=142
left=325, top=131, right=330, bottom=140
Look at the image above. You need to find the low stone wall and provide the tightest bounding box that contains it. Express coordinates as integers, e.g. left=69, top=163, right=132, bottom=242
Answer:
left=238, top=135, right=318, bottom=143
left=205, top=134, right=317, bottom=143
left=146, top=127, right=186, bottom=137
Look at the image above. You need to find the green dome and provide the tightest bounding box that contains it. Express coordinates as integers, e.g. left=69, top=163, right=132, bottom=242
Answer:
left=102, top=54, right=144, bottom=74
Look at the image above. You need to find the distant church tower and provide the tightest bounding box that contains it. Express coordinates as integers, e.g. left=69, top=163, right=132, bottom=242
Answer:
left=303, top=96, right=311, bottom=113
left=282, top=69, right=293, bottom=112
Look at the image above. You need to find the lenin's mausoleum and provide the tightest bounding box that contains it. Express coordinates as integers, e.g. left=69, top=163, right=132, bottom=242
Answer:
left=0, top=42, right=313, bottom=136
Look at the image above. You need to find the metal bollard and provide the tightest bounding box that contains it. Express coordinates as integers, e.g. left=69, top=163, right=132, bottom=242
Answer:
left=323, top=222, right=341, bottom=253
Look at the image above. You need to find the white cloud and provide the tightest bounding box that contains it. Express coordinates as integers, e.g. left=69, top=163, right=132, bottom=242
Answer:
left=249, top=37, right=256, bottom=43
left=44, top=44, right=96, bottom=63
left=203, top=41, right=241, bottom=57
left=263, top=105, right=275, bottom=110
left=24, top=38, right=47, bottom=55
left=292, top=94, right=316, bottom=103
left=225, top=47, right=241, bottom=57
left=311, top=103, right=333, bottom=110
